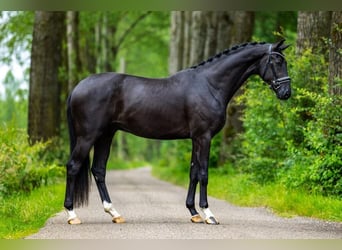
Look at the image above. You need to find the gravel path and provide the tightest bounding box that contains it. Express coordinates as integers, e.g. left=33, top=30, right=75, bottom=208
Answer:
left=27, top=167, right=342, bottom=239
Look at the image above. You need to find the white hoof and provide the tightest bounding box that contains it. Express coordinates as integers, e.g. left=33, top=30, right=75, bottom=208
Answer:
left=68, top=217, right=82, bottom=225
left=104, top=201, right=124, bottom=223
left=66, top=209, right=81, bottom=225
left=205, top=216, right=219, bottom=225
left=201, top=208, right=219, bottom=225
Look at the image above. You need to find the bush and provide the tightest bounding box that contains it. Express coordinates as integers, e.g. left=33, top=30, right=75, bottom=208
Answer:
left=238, top=47, right=341, bottom=197
left=0, top=126, right=64, bottom=197
left=237, top=73, right=291, bottom=183
left=283, top=93, right=342, bottom=196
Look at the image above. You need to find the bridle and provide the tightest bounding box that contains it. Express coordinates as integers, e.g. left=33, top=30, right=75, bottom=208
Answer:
left=262, top=44, right=291, bottom=91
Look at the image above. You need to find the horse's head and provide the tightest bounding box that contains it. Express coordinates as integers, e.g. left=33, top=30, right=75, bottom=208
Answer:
left=259, top=39, right=291, bottom=100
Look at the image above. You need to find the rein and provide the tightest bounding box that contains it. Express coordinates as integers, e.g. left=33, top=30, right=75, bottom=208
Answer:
left=262, top=45, right=291, bottom=91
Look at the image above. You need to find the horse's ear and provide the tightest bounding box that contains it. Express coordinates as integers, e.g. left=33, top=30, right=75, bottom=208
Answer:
left=274, top=39, right=290, bottom=51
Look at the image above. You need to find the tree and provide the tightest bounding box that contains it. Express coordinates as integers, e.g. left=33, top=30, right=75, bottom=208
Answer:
left=169, top=11, right=254, bottom=72
left=28, top=11, right=65, bottom=143
left=169, top=11, right=240, bottom=74
left=66, top=11, right=81, bottom=92
left=329, top=11, right=342, bottom=95
left=169, top=11, right=185, bottom=75
left=296, top=11, right=342, bottom=95
left=220, top=11, right=254, bottom=163
left=293, top=11, right=342, bottom=196
left=296, top=11, right=332, bottom=55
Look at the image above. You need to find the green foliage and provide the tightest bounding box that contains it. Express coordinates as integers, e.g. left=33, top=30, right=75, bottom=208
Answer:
left=116, top=11, right=170, bottom=77
left=0, top=71, right=28, bottom=128
left=254, top=12, right=297, bottom=43
left=237, top=74, right=290, bottom=184
left=238, top=47, right=342, bottom=197
left=0, top=11, right=33, bottom=66
left=0, top=12, right=32, bottom=128
left=283, top=91, right=342, bottom=196
left=0, top=126, right=65, bottom=197
left=156, top=140, right=191, bottom=174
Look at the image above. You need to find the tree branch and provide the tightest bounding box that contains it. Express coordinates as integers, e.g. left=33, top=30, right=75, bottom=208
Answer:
left=115, top=11, right=152, bottom=52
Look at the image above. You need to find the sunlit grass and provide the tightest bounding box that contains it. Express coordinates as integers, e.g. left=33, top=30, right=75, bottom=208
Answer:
left=152, top=166, right=342, bottom=222
left=0, top=183, right=65, bottom=239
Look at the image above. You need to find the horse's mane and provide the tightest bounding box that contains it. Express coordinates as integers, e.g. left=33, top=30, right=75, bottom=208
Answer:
left=190, top=41, right=267, bottom=69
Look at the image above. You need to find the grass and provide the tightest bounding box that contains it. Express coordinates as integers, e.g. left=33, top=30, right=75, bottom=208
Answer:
left=0, top=158, right=144, bottom=240
left=0, top=183, right=65, bottom=239
left=152, top=165, right=342, bottom=222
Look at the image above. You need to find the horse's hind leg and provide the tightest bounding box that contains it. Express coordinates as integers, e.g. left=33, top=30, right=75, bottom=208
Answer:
left=91, top=132, right=125, bottom=223
left=64, top=137, right=93, bottom=224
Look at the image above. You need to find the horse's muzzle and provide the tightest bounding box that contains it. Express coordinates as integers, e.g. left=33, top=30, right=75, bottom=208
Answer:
left=275, top=80, right=291, bottom=100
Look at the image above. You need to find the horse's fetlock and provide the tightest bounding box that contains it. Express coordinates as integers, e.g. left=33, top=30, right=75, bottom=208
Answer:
left=64, top=200, right=73, bottom=210
left=186, top=201, right=195, bottom=209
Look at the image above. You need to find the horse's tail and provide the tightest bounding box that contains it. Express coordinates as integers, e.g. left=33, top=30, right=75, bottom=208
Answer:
left=67, top=94, right=91, bottom=207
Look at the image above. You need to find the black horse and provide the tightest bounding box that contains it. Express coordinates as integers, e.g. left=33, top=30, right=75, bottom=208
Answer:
left=64, top=40, right=291, bottom=225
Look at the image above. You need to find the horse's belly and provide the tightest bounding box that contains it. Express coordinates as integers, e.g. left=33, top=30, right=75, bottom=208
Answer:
left=117, top=114, right=190, bottom=140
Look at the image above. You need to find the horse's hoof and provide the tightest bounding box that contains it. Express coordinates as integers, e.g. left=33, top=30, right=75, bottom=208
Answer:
left=191, top=214, right=204, bottom=223
left=112, top=216, right=125, bottom=224
left=205, top=216, right=219, bottom=225
left=68, top=217, right=82, bottom=225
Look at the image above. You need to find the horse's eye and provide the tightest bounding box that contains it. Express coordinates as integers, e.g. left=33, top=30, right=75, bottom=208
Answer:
left=275, top=58, right=283, bottom=65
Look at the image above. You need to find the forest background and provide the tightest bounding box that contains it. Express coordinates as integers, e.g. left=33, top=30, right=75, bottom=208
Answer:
left=0, top=11, right=341, bottom=237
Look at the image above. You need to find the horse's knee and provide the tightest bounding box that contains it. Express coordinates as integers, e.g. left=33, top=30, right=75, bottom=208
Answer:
left=198, top=171, right=208, bottom=185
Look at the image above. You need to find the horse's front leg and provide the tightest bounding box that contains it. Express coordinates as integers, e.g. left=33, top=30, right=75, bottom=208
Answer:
left=186, top=155, right=203, bottom=223
left=195, top=135, right=219, bottom=225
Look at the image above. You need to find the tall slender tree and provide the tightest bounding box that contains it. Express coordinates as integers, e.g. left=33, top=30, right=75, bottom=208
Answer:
left=66, top=11, right=81, bottom=92
left=329, top=11, right=342, bottom=95
left=28, top=11, right=65, bottom=143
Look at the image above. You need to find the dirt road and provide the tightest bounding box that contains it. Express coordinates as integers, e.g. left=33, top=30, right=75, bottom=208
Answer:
left=27, top=167, right=341, bottom=239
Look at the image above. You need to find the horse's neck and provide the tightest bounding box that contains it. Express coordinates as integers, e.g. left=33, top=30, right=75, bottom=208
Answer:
left=202, top=47, right=266, bottom=105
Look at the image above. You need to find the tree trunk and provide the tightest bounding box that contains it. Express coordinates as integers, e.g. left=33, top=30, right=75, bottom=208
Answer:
left=66, top=11, right=81, bottom=92
left=182, top=11, right=192, bottom=70
left=216, top=12, right=233, bottom=51
left=220, top=11, right=255, bottom=164
left=169, top=11, right=184, bottom=74
left=329, top=11, right=342, bottom=96
left=296, top=11, right=332, bottom=55
left=28, top=11, right=65, bottom=143
left=204, top=12, right=218, bottom=58
left=189, top=11, right=207, bottom=67
left=229, top=11, right=255, bottom=45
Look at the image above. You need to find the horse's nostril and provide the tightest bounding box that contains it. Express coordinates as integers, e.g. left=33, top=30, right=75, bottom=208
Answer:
left=278, top=90, right=291, bottom=100
left=284, top=91, right=291, bottom=99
